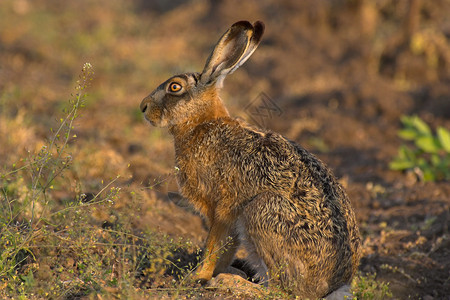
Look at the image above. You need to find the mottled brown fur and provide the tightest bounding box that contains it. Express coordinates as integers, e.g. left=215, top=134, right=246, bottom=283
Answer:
left=140, top=21, right=361, bottom=299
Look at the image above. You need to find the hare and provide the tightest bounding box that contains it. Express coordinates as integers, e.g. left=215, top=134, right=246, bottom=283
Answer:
left=140, top=21, right=361, bottom=299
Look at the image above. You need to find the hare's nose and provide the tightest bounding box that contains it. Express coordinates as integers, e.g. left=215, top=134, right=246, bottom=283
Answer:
left=140, top=98, right=149, bottom=113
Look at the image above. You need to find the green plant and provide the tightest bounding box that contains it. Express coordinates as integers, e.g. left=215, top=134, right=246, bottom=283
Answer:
left=0, top=61, right=192, bottom=297
left=389, top=115, right=450, bottom=182
left=0, top=72, right=193, bottom=297
left=0, top=63, right=123, bottom=298
left=352, top=272, right=392, bottom=300
left=1, top=63, right=93, bottom=274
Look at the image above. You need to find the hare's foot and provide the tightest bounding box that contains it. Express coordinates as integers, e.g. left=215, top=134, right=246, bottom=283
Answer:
left=325, top=284, right=352, bottom=300
left=192, top=265, right=246, bottom=286
left=193, top=251, right=241, bottom=284
left=208, top=273, right=266, bottom=297
left=192, top=263, right=214, bottom=284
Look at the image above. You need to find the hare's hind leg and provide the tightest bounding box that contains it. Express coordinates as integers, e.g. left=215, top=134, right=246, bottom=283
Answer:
left=241, top=192, right=329, bottom=298
left=236, top=217, right=269, bottom=285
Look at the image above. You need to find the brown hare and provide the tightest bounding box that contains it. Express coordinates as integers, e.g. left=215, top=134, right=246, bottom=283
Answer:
left=140, top=20, right=361, bottom=299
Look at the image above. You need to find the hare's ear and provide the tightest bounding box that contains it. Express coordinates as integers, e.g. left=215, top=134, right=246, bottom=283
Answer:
left=200, top=20, right=264, bottom=88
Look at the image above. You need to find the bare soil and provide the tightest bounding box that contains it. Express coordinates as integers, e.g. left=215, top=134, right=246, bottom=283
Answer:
left=1, top=0, right=449, bottom=299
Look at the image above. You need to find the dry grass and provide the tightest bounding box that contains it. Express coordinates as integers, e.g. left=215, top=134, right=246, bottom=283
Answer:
left=1, top=0, right=449, bottom=299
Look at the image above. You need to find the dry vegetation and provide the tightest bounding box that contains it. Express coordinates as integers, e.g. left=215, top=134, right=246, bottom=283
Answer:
left=1, top=0, right=449, bottom=299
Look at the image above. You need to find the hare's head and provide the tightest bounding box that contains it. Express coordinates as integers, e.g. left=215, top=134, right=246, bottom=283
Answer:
left=140, top=21, right=264, bottom=128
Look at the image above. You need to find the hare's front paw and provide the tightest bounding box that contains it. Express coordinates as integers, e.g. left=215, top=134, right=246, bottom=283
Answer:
left=192, top=276, right=209, bottom=286
left=207, top=273, right=266, bottom=297
left=192, top=265, right=246, bottom=286
left=192, top=265, right=214, bottom=285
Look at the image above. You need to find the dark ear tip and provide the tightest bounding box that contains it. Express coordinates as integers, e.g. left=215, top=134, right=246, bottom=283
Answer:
left=253, top=21, right=265, bottom=38
left=254, top=21, right=265, bottom=31
left=230, top=20, right=265, bottom=40
left=231, top=20, right=253, bottom=30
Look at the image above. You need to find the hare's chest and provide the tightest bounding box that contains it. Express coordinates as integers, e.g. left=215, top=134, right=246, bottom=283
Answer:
left=175, top=156, right=214, bottom=193
left=174, top=154, right=218, bottom=212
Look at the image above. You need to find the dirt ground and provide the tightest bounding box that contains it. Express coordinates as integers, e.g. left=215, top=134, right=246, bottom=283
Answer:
left=1, top=0, right=449, bottom=299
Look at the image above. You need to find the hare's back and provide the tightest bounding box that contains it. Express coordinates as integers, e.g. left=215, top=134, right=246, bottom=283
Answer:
left=208, top=119, right=336, bottom=192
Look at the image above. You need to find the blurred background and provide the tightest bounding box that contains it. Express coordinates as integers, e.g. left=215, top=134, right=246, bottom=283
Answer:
left=1, top=0, right=449, bottom=298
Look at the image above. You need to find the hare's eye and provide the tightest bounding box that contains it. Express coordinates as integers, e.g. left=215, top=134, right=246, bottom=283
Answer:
left=168, top=82, right=182, bottom=93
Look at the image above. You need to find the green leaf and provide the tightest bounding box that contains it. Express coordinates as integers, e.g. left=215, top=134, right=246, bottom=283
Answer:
left=422, top=168, right=436, bottom=182
left=400, top=115, right=415, bottom=128
left=437, top=126, right=450, bottom=153
left=397, top=145, right=407, bottom=159
left=389, top=160, right=415, bottom=170
left=398, top=145, right=417, bottom=161
left=430, top=154, right=441, bottom=166
left=417, top=157, right=428, bottom=167
left=412, top=116, right=432, bottom=135
left=415, top=136, right=440, bottom=153
left=398, top=129, right=418, bottom=140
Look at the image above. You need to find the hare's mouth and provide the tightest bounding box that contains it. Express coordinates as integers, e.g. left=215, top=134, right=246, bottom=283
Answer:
left=143, top=112, right=167, bottom=127
left=144, top=115, right=157, bottom=126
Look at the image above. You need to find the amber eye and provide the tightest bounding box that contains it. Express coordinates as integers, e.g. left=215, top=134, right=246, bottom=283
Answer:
left=168, top=82, right=182, bottom=93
